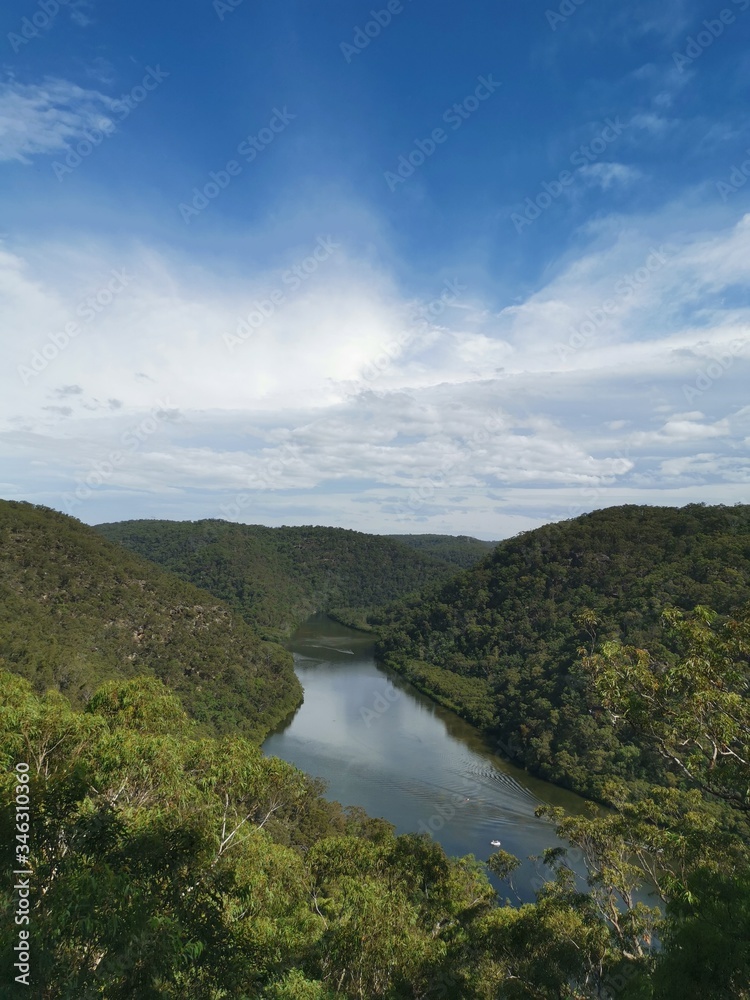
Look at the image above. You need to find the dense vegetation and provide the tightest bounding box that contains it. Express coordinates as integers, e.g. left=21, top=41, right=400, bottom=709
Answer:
left=95, top=521, right=460, bottom=637
left=0, top=501, right=301, bottom=741
left=2, top=604, right=748, bottom=997
left=1, top=500, right=749, bottom=994
left=385, top=535, right=497, bottom=570
left=375, top=504, right=750, bottom=798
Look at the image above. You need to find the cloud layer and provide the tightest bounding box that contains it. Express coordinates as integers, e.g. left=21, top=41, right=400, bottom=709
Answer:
left=1, top=201, right=748, bottom=537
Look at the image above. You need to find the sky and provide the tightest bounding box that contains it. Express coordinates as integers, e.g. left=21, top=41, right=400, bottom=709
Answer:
left=0, top=0, right=749, bottom=540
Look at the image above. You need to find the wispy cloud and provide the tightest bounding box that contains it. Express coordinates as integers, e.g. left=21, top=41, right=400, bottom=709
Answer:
left=0, top=78, right=114, bottom=163
left=578, top=162, right=642, bottom=189
left=69, top=0, right=96, bottom=28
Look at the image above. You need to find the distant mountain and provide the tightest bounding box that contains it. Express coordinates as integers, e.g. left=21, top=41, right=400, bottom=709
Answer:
left=386, top=534, right=497, bottom=569
left=95, top=520, right=458, bottom=636
left=375, top=503, right=750, bottom=798
left=0, top=501, right=301, bottom=740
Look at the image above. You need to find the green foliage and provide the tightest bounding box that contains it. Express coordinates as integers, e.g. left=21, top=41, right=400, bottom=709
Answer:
left=584, top=604, right=750, bottom=812
left=455, top=884, right=612, bottom=999
left=549, top=603, right=750, bottom=998
left=0, top=673, right=637, bottom=998
left=94, top=519, right=461, bottom=638
left=2, top=500, right=749, bottom=996
left=0, top=674, right=320, bottom=996
left=263, top=970, right=339, bottom=999
left=385, top=535, right=497, bottom=570
left=0, top=500, right=302, bottom=741
left=387, top=659, right=496, bottom=729
left=376, top=503, right=750, bottom=798
left=651, top=869, right=750, bottom=1000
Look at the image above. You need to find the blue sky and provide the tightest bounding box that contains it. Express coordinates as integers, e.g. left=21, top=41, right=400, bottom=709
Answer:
left=1, top=0, right=749, bottom=539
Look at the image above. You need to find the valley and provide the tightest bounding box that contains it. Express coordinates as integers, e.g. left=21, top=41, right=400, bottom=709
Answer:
left=1, top=499, right=748, bottom=997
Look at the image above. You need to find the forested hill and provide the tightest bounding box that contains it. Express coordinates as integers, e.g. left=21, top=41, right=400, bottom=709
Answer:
left=386, top=533, right=497, bottom=569
left=375, top=503, right=750, bottom=798
left=0, top=500, right=301, bottom=740
left=95, top=520, right=458, bottom=635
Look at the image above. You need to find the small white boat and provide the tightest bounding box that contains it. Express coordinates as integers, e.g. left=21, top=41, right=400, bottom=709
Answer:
left=490, top=839, right=502, bottom=847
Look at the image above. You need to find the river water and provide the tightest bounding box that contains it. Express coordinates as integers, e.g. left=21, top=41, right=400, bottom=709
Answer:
left=263, top=614, right=590, bottom=902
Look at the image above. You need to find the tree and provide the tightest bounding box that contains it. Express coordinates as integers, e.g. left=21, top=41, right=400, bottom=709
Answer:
left=576, top=605, right=750, bottom=997
left=583, top=605, right=750, bottom=812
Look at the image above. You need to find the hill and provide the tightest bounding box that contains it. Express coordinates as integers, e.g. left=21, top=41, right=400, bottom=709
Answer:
left=385, top=533, right=497, bottom=569
left=375, top=503, right=750, bottom=798
left=95, top=520, right=458, bottom=636
left=3, top=584, right=748, bottom=996
left=0, top=500, right=301, bottom=740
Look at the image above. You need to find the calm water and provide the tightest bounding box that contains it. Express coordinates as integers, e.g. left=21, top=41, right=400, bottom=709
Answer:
left=263, top=614, right=590, bottom=902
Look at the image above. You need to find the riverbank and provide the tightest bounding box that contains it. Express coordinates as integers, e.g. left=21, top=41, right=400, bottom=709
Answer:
left=325, top=606, right=376, bottom=632
left=264, top=614, right=592, bottom=903
left=376, top=649, right=625, bottom=805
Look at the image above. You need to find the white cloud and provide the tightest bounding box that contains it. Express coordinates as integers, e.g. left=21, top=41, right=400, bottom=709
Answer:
left=578, top=162, right=642, bottom=190
left=0, top=78, right=115, bottom=163
left=660, top=453, right=750, bottom=483
left=619, top=0, right=695, bottom=43
left=633, top=414, right=731, bottom=445
left=1, top=201, right=749, bottom=535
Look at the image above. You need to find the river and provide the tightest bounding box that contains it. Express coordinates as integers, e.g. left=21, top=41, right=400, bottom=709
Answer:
left=263, top=614, right=590, bottom=902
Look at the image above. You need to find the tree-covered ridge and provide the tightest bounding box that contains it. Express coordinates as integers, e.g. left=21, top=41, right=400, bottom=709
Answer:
left=95, top=520, right=459, bottom=636
left=0, top=500, right=301, bottom=741
left=375, top=504, right=750, bottom=798
left=385, top=534, right=497, bottom=570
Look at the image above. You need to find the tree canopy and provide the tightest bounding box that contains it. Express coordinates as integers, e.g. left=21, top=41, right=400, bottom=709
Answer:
left=0, top=501, right=301, bottom=741
left=375, top=503, right=750, bottom=799
left=94, top=520, right=466, bottom=638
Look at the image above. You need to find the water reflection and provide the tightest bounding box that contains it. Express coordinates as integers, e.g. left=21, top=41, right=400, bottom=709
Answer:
left=263, top=614, right=590, bottom=902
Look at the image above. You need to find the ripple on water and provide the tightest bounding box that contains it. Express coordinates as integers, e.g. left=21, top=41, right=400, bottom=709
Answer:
left=299, top=642, right=355, bottom=655
left=465, top=758, right=540, bottom=800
